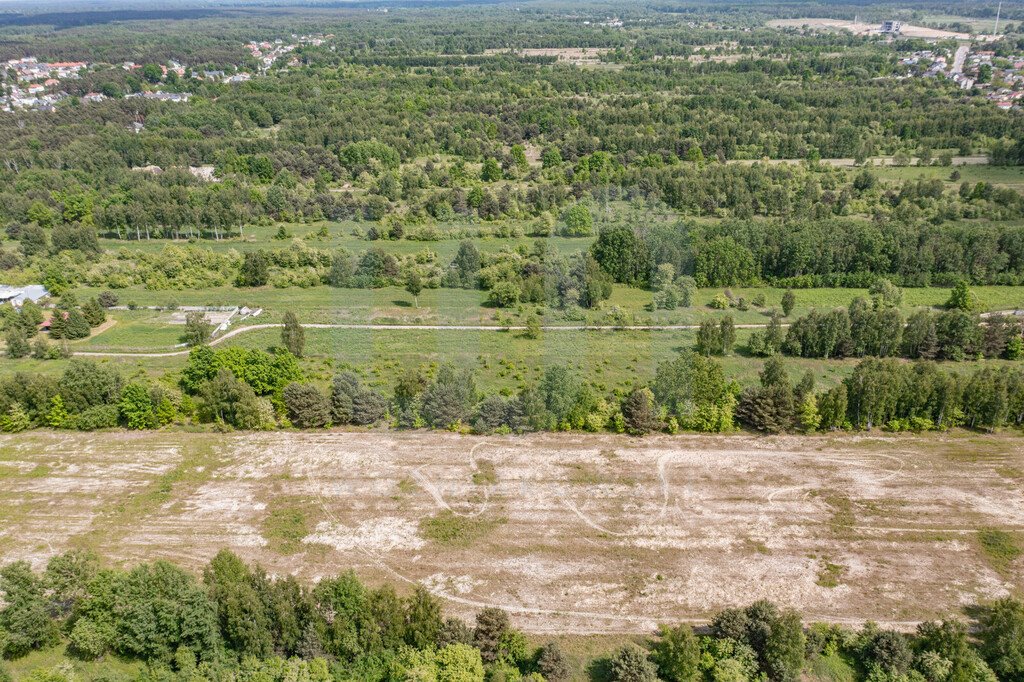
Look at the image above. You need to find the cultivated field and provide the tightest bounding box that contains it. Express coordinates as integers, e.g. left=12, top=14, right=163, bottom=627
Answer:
left=1, top=430, right=1021, bottom=633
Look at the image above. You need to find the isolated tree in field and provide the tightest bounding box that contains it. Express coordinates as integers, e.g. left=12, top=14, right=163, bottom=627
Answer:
left=182, top=311, right=212, bottom=346
left=523, top=314, right=541, bottom=340
left=781, top=290, right=796, bottom=317
left=695, top=319, right=722, bottom=356
left=946, top=280, right=977, bottom=311
left=281, top=311, right=305, bottom=357
left=720, top=316, right=736, bottom=355
left=405, top=270, right=423, bottom=307
left=869, top=279, right=903, bottom=309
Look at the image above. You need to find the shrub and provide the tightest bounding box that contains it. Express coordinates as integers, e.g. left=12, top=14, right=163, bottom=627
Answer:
left=283, top=383, right=331, bottom=428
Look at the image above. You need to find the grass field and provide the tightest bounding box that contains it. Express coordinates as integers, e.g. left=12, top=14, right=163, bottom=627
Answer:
left=871, top=165, right=1024, bottom=190
left=62, top=284, right=1024, bottom=347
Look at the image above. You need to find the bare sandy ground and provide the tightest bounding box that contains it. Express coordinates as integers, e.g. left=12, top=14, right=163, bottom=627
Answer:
left=767, top=18, right=996, bottom=41
left=0, top=430, right=1021, bottom=633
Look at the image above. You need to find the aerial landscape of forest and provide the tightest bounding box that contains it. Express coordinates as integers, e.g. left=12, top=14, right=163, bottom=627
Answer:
left=0, top=0, right=1022, bottom=680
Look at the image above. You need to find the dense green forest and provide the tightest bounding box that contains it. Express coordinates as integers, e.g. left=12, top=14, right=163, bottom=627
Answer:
left=1, top=0, right=1024, bottom=436
left=2, top=549, right=1023, bottom=682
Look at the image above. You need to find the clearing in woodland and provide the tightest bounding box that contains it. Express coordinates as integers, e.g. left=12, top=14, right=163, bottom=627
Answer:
left=0, top=430, right=1021, bottom=633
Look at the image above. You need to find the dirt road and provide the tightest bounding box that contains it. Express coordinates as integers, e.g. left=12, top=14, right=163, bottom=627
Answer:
left=1, top=430, right=1020, bottom=633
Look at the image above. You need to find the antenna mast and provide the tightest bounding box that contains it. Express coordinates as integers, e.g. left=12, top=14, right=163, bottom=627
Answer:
left=994, top=1, right=1002, bottom=35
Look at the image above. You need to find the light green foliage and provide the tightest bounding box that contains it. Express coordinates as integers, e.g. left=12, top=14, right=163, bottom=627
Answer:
left=437, top=643, right=485, bottom=682
left=118, top=383, right=156, bottom=430
left=0, top=404, right=30, bottom=433
left=561, top=203, right=594, bottom=237
left=652, top=624, right=702, bottom=682
left=946, top=281, right=977, bottom=312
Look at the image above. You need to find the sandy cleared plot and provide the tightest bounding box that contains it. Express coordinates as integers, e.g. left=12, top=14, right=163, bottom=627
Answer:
left=767, top=18, right=984, bottom=40
left=0, top=430, right=1021, bottom=633
left=483, top=47, right=610, bottom=63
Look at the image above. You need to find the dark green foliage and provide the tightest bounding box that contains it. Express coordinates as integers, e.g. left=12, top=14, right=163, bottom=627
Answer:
left=622, top=387, right=661, bottom=435
left=652, top=351, right=733, bottom=431
left=712, top=601, right=805, bottom=682
left=331, top=372, right=387, bottom=425
left=81, top=298, right=106, bottom=327
left=736, top=357, right=795, bottom=433
left=76, top=561, right=220, bottom=663
left=473, top=607, right=510, bottom=664
left=181, top=311, right=212, bottom=347
left=4, top=328, right=29, bottom=359
left=49, top=308, right=90, bottom=340
left=537, top=641, right=571, bottom=682
left=237, top=250, right=271, bottom=287
left=197, top=369, right=261, bottom=427
left=609, top=644, right=659, bottom=682
left=914, top=619, right=997, bottom=682
left=695, top=237, right=757, bottom=287
left=420, top=364, right=478, bottom=428
left=283, top=383, right=330, bottom=428
left=855, top=625, right=912, bottom=677
left=445, top=241, right=482, bottom=289
left=59, top=360, right=122, bottom=414
left=781, top=290, right=796, bottom=317
left=591, top=224, right=652, bottom=286
left=281, top=311, right=305, bottom=358
left=118, top=382, right=157, bottom=430
left=652, top=624, right=701, bottom=682
left=979, top=598, right=1024, bottom=682
left=946, top=281, right=977, bottom=311
left=748, top=315, right=785, bottom=357
left=474, top=395, right=524, bottom=433
left=0, top=561, right=60, bottom=659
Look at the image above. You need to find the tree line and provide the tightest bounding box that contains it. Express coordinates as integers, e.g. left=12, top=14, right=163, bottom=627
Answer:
left=3, top=550, right=1024, bottom=682
left=5, top=323, right=1024, bottom=435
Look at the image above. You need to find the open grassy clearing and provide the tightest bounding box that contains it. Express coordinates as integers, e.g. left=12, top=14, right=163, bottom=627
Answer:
left=12, top=321, right=1024, bottom=397
left=59, top=284, right=1024, bottom=353
left=871, top=165, right=1024, bottom=189
left=98, top=220, right=597, bottom=258
left=1, top=430, right=1020, bottom=634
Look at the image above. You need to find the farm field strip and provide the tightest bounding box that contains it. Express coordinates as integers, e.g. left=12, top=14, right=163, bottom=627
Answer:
left=1, top=430, right=1020, bottom=633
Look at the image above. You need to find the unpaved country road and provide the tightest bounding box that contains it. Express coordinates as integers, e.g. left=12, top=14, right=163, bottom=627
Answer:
left=72, top=322, right=781, bottom=357
left=1, top=430, right=1021, bottom=633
